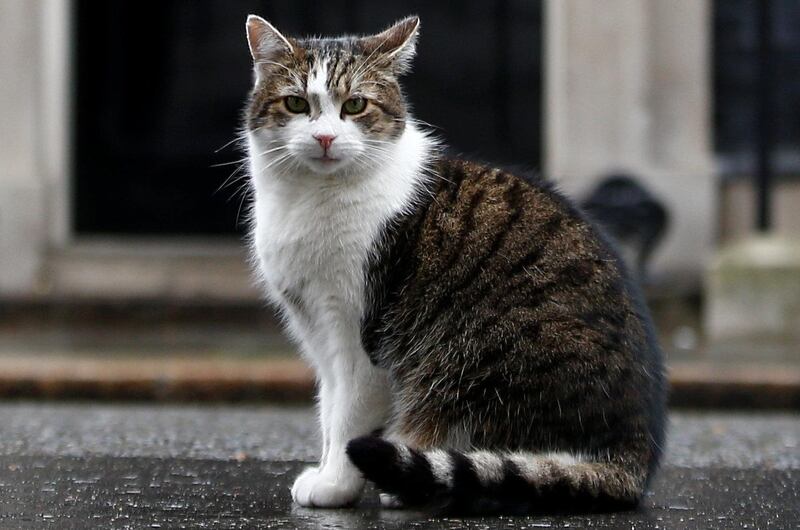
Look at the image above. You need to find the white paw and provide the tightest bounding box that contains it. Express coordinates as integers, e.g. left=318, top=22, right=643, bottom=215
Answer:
left=379, top=493, right=405, bottom=509
left=291, top=466, right=364, bottom=508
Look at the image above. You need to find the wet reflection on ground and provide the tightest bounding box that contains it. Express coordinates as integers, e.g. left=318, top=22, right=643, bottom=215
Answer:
left=1, top=457, right=797, bottom=529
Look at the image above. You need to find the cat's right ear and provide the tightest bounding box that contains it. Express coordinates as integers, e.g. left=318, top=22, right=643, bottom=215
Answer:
left=246, top=15, right=294, bottom=65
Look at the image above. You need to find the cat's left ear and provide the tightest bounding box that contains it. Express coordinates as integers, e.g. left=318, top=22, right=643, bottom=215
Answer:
left=360, top=16, right=420, bottom=74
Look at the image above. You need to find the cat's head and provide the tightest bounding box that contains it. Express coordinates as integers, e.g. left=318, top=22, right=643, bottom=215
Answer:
left=245, top=15, right=419, bottom=176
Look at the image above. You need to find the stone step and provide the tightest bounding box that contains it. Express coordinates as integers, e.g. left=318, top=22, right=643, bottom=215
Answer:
left=0, top=356, right=798, bottom=408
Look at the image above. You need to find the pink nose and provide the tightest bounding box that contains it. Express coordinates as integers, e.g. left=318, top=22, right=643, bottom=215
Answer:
left=313, top=134, right=336, bottom=151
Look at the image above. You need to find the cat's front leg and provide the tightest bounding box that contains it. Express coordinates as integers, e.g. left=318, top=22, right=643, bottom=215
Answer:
left=290, top=374, right=335, bottom=496
left=292, top=348, right=391, bottom=508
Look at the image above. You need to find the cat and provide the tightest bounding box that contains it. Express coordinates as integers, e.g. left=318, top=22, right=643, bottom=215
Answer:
left=243, top=14, right=666, bottom=514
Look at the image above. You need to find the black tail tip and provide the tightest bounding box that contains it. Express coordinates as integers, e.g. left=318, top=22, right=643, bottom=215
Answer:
left=346, top=435, right=397, bottom=476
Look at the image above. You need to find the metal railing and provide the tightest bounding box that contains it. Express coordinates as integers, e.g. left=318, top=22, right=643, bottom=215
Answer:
left=756, top=0, right=774, bottom=232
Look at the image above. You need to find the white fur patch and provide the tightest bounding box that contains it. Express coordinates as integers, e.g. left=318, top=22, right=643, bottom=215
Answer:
left=507, top=452, right=540, bottom=482
left=506, top=451, right=582, bottom=483
left=468, top=450, right=505, bottom=486
left=306, top=59, right=328, bottom=97
left=394, top=442, right=413, bottom=468
left=425, top=449, right=454, bottom=488
left=549, top=452, right=580, bottom=466
left=306, top=59, right=337, bottom=116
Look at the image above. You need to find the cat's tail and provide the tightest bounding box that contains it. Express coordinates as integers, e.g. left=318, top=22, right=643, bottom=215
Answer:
left=346, top=436, right=645, bottom=514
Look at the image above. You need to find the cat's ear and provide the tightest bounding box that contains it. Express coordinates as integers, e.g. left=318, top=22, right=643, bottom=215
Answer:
left=360, top=16, right=420, bottom=74
left=246, top=15, right=294, bottom=64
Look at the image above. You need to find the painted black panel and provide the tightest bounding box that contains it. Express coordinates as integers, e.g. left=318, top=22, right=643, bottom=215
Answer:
left=73, top=0, right=542, bottom=235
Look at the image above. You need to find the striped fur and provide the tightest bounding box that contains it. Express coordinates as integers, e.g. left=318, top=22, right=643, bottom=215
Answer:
left=355, top=159, right=666, bottom=512
left=347, top=437, right=642, bottom=514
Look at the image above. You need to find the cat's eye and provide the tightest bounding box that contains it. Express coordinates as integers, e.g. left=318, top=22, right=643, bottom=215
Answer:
left=284, top=96, right=309, bottom=114
left=342, top=97, right=367, bottom=115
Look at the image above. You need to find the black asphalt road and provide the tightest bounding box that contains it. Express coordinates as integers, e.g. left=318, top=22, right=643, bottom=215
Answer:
left=0, top=404, right=797, bottom=529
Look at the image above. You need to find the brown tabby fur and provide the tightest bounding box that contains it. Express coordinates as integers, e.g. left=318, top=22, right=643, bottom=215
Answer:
left=360, top=158, right=666, bottom=508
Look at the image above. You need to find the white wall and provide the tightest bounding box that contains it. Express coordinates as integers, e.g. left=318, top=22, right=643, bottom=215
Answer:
left=0, top=0, right=48, bottom=296
left=546, top=0, right=716, bottom=289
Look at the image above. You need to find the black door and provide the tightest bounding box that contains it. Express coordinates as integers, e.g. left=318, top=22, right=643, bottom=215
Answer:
left=73, top=0, right=542, bottom=235
left=713, top=0, right=800, bottom=175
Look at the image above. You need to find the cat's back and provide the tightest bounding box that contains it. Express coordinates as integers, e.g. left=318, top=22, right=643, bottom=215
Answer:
left=366, top=157, right=666, bottom=464
left=368, top=156, right=665, bottom=385
left=403, top=157, right=620, bottom=294
left=367, top=156, right=642, bottom=353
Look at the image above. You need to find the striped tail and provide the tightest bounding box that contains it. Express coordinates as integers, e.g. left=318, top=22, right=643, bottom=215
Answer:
left=346, top=435, right=644, bottom=514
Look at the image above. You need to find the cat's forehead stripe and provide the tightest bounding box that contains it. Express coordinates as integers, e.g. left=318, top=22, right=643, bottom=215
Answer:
left=307, top=58, right=338, bottom=116
left=306, top=59, right=328, bottom=96
left=307, top=48, right=355, bottom=95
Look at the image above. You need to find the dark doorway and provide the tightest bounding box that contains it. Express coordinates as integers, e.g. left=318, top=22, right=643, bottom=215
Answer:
left=713, top=0, right=800, bottom=176
left=73, top=0, right=542, bottom=235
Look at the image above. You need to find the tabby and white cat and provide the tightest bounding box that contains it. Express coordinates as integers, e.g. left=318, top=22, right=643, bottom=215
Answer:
left=244, top=15, right=666, bottom=513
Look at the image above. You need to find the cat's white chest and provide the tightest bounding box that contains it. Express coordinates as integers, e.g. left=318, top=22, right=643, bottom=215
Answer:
left=247, top=124, right=433, bottom=353
left=254, top=188, right=373, bottom=318
left=251, top=176, right=400, bottom=360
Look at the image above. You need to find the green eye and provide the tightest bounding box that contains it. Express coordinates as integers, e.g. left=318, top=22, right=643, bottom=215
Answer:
left=284, top=96, right=309, bottom=113
left=342, top=97, right=367, bottom=115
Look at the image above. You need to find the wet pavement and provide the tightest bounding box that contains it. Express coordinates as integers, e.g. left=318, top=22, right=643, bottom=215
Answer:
left=0, top=403, right=798, bottom=529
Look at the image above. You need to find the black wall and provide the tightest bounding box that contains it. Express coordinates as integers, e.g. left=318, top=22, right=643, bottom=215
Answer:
left=73, top=0, right=543, bottom=235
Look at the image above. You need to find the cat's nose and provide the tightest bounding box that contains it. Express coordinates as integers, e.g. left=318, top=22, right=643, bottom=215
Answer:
left=313, top=134, right=336, bottom=151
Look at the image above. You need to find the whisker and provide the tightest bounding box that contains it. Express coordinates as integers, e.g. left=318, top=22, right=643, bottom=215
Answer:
left=234, top=187, right=252, bottom=227
left=210, top=158, right=249, bottom=168
left=214, top=135, right=246, bottom=153
left=215, top=163, right=249, bottom=196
